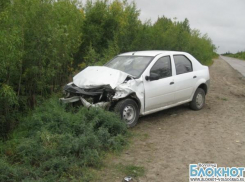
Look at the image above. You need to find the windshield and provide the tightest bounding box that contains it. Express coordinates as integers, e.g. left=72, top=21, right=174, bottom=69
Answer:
left=105, top=56, right=153, bottom=77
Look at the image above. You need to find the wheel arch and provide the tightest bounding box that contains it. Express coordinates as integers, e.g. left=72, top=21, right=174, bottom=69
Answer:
left=127, top=93, right=141, bottom=111
left=197, top=83, right=208, bottom=95
left=191, top=79, right=209, bottom=101
left=110, top=93, right=141, bottom=112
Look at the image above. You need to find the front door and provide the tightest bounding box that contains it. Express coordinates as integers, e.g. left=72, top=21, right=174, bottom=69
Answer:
left=144, top=56, right=175, bottom=112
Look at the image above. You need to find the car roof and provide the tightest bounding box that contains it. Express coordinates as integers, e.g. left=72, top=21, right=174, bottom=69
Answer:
left=118, top=50, right=187, bottom=57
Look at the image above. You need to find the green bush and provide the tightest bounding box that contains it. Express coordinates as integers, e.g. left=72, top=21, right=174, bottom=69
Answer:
left=0, top=97, right=128, bottom=181
left=0, top=0, right=83, bottom=138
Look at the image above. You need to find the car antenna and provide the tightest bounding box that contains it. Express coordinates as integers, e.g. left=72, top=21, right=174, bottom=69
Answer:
left=132, top=52, right=136, bottom=55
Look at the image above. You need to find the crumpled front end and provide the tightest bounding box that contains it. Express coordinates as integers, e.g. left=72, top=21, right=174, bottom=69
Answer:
left=60, top=82, right=115, bottom=109
left=60, top=66, right=144, bottom=113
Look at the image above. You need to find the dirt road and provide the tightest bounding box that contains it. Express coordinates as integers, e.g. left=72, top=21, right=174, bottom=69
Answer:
left=98, top=57, right=245, bottom=182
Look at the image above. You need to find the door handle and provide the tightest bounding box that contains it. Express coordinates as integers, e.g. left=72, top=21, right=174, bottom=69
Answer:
left=170, top=82, right=174, bottom=85
left=193, top=76, right=197, bottom=79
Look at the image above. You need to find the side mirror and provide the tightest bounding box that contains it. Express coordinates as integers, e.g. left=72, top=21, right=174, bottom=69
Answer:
left=145, top=72, right=160, bottom=81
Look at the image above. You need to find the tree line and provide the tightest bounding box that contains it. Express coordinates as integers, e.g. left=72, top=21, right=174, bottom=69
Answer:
left=222, top=51, right=245, bottom=60
left=0, top=0, right=217, bottom=138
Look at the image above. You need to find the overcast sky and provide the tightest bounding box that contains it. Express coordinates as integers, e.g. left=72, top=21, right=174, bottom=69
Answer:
left=80, top=0, right=245, bottom=54
left=128, top=0, right=245, bottom=54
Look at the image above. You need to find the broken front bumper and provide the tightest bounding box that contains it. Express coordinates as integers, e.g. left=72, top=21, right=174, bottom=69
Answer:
left=59, top=96, right=111, bottom=109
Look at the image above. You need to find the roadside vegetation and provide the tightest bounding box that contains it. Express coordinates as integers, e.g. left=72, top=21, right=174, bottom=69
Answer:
left=222, top=51, right=245, bottom=60
left=0, top=97, right=128, bottom=181
left=0, top=0, right=216, bottom=181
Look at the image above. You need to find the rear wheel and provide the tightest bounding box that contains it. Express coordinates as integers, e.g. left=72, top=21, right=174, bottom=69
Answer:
left=114, top=99, right=139, bottom=127
left=190, top=88, right=205, bottom=110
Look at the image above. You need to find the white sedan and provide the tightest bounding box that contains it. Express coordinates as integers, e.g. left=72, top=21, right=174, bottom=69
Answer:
left=60, top=51, right=210, bottom=127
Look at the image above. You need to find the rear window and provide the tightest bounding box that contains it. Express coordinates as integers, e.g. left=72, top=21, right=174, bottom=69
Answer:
left=173, top=55, right=193, bottom=75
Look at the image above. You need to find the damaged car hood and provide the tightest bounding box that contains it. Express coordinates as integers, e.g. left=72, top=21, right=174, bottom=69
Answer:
left=73, top=66, right=130, bottom=89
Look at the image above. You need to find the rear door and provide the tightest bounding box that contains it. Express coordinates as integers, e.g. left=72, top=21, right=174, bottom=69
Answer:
left=172, top=55, right=195, bottom=103
left=144, top=56, right=175, bottom=112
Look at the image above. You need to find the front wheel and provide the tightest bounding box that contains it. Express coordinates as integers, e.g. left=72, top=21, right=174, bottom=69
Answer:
left=114, top=99, right=139, bottom=127
left=190, top=88, right=205, bottom=110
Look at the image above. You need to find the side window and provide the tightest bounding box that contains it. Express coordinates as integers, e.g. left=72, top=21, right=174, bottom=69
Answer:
left=173, top=55, right=193, bottom=75
left=150, top=56, right=172, bottom=79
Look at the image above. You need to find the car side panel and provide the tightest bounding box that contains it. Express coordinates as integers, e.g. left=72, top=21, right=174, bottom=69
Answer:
left=140, top=52, right=210, bottom=115
left=172, top=72, right=195, bottom=103
left=144, top=77, right=175, bottom=111
left=191, top=67, right=210, bottom=99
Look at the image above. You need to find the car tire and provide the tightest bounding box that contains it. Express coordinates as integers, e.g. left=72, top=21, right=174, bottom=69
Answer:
left=190, top=88, right=205, bottom=110
left=114, top=98, right=139, bottom=127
